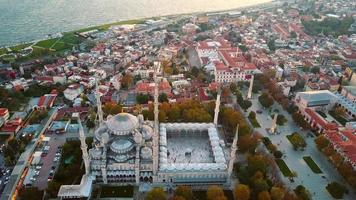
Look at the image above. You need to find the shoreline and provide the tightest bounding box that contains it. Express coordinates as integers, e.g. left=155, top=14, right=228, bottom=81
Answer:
left=0, top=0, right=277, bottom=50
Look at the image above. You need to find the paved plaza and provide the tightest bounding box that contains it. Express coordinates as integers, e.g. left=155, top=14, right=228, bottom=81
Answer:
left=247, top=93, right=356, bottom=200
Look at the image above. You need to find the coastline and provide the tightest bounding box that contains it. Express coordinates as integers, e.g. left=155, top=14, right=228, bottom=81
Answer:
left=0, top=0, right=276, bottom=52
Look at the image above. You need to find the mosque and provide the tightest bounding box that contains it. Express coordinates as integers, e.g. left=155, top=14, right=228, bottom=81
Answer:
left=57, top=62, right=239, bottom=199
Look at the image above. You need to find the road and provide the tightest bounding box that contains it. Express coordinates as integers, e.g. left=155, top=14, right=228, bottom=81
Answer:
left=246, top=92, right=356, bottom=200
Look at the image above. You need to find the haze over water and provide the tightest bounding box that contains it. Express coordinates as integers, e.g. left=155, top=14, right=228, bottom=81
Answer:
left=0, top=0, right=270, bottom=47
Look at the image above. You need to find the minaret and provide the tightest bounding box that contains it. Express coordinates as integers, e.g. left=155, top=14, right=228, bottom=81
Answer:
left=95, top=78, right=104, bottom=124
left=213, top=88, right=221, bottom=126
left=152, top=62, right=160, bottom=176
left=247, top=75, right=254, bottom=99
left=227, top=124, right=239, bottom=184
left=270, top=113, right=278, bottom=134
left=74, top=113, right=90, bottom=175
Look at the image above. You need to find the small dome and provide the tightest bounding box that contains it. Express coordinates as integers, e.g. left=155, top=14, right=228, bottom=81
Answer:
left=140, top=147, right=152, bottom=160
left=142, top=125, right=154, bottom=140
left=106, top=113, right=139, bottom=135
left=133, top=132, right=143, bottom=144
left=110, top=138, right=135, bottom=154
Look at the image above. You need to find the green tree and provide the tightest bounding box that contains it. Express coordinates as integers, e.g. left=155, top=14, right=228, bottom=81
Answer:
left=159, top=93, right=168, bottom=103
left=18, top=187, right=43, bottom=200
left=290, top=31, right=297, bottom=38
left=326, top=182, right=348, bottom=199
left=230, top=83, right=238, bottom=93
left=46, top=181, right=61, bottom=197
left=248, top=111, right=256, bottom=119
left=191, top=66, right=199, bottom=77
left=310, top=66, right=320, bottom=74
left=294, top=185, right=311, bottom=200
left=136, top=94, right=152, bottom=104
left=146, top=188, right=167, bottom=200
left=276, top=114, right=287, bottom=126
left=234, top=184, right=250, bottom=200
left=258, top=93, right=274, bottom=108
left=247, top=154, right=268, bottom=175
left=241, top=100, right=252, bottom=111
left=267, top=39, right=276, bottom=51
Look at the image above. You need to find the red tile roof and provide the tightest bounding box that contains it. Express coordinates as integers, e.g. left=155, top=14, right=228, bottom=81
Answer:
left=0, top=108, right=9, bottom=117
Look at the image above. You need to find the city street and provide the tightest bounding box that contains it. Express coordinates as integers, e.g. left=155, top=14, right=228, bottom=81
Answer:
left=247, top=93, right=356, bottom=200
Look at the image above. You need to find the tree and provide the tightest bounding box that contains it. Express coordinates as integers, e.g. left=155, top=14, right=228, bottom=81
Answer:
left=254, top=178, right=270, bottom=193
left=46, top=180, right=61, bottom=197
left=248, top=111, right=256, bottom=119
left=241, top=100, right=252, bottom=111
left=310, top=66, right=320, bottom=74
left=230, top=83, right=238, bottom=93
left=267, top=39, right=276, bottom=51
left=238, top=134, right=259, bottom=153
left=136, top=94, right=152, bottom=104
left=290, top=31, right=297, bottom=38
left=273, top=150, right=283, bottom=159
left=276, top=114, right=287, bottom=126
left=326, top=182, right=348, bottom=199
left=294, top=185, right=311, bottom=200
left=207, top=186, right=227, bottom=200
left=247, top=154, right=268, bottom=175
left=234, top=184, right=250, bottom=200
left=334, top=106, right=346, bottom=117
left=159, top=110, right=167, bottom=122
left=270, top=187, right=285, bottom=200
left=159, top=93, right=168, bottom=103
left=168, top=104, right=181, bottom=122
left=191, top=66, right=199, bottom=77
left=258, top=93, right=274, bottom=108
left=19, top=187, right=43, bottom=200
left=314, top=135, right=330, bottom=150
left=175, top=186, right=193, bottom=200
left=292, top=112, right=310, bottom=130
left=120, top=74, right=133, bottom=89
left=258, top=191, right=271, bottom=200
left=102, top=102, right=122, bottom=115
left=146, top=188, right=167, bottom=200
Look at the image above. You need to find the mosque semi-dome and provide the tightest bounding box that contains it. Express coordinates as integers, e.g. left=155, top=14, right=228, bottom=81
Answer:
left=110, top=138, right=135, bottom=154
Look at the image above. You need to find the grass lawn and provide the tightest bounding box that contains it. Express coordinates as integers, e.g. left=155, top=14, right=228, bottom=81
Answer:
left=0, top=48, right=7, bottom=55
left=248, top=117, right=261, bottom=128
left=60, top=33, right=83, bottom=44
left=10, top=43, right=33, bottom=52
left=34, top=38, right=59, bottom=49
left=75, top=19, right=145, bottom=33
left=303, top=156, right=322, bottom=173
left=1, top=54, right=16, bottom=62
left=275, top=159, right=294, bottom=177
left=286, top=133, right=306, bottom=150
left=100, top=186, right=134, bottom=198
left=52, top=42, right=74, bottom=51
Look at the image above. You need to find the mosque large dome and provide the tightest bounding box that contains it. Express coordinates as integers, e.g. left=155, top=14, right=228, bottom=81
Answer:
left=106, top=113, right=139, bottom=135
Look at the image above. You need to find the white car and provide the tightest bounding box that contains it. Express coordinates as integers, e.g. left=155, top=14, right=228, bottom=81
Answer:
left=35, top=166, right=42, bottom=170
